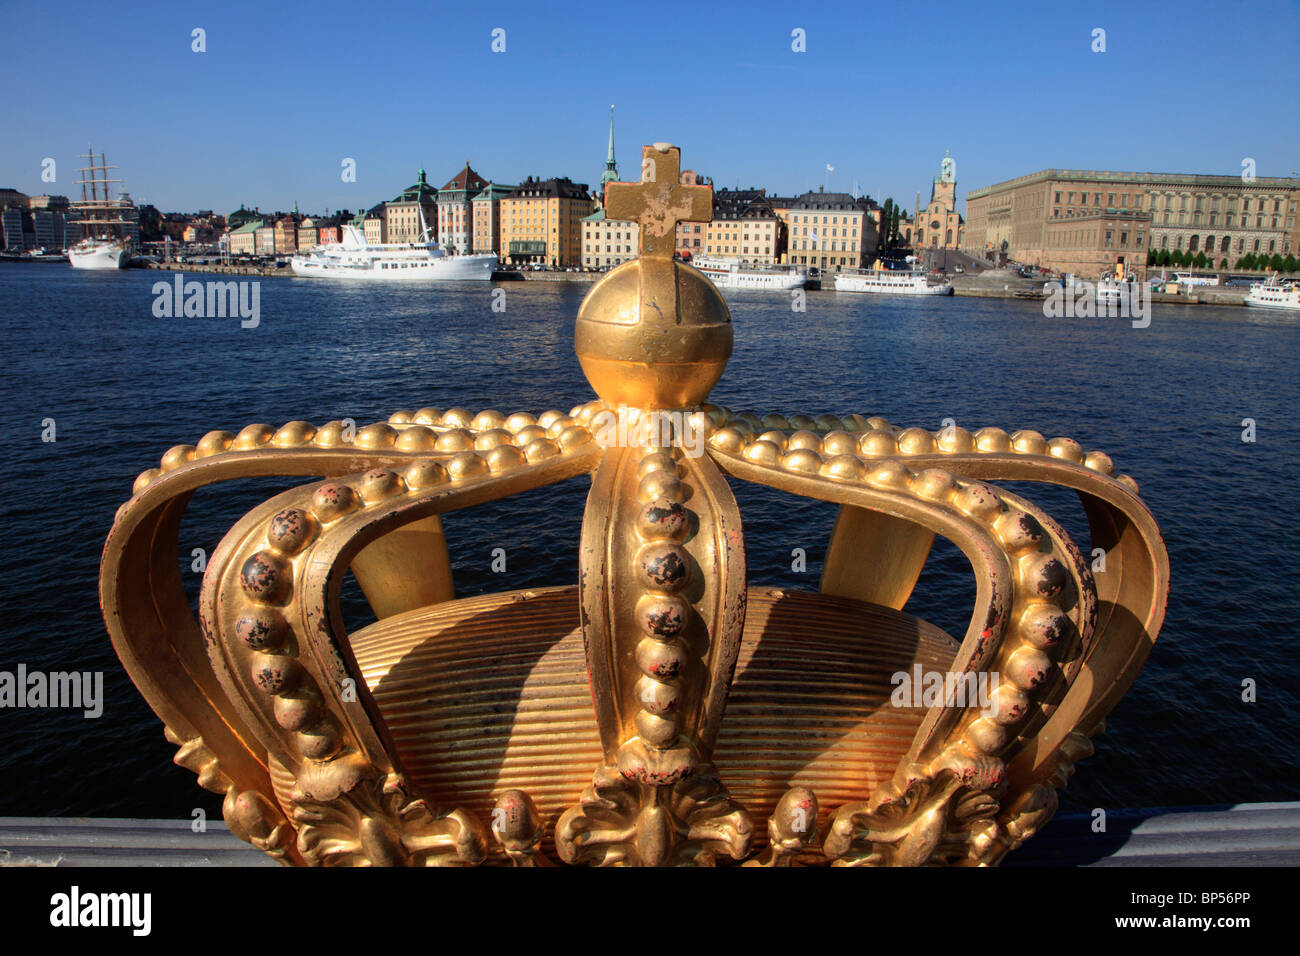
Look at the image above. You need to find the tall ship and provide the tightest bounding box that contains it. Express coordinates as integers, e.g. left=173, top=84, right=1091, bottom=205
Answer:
left=1245, top=273, right=1300, bottom=311
left=291, top=209, right=496, bottom=281
left=690, top=256, right=805, bottom=291
left=834, top=256, right=953, bottom=295
left=68, top=147, right=137, bottom=270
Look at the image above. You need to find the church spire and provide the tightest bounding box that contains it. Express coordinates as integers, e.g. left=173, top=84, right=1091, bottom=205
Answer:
left=601, top=105, right=619, bottom=188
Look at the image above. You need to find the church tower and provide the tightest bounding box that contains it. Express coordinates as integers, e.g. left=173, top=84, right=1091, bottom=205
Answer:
left=931, top=149, right=957, bottom=214
left=601, top=106, right=619, bottom=191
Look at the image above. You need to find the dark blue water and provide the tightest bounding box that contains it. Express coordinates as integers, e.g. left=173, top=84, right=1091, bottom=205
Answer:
left=1, top=263, right=1297, bottom=819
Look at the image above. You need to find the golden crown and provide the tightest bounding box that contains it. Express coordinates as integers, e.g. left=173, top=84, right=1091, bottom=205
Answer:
left=101, top=144, right=1169, bottom=867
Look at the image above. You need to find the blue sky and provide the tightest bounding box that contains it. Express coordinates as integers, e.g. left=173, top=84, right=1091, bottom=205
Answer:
left=3, top=0, right=1297, bottom=217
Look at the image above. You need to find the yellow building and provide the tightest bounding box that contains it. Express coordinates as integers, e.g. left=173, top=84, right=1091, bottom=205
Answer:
left=363, top=204, right=386, bottom=244
left=901, top=152, right=963, bottom=250
left=773, top=189, right=879, bottom=272
left=581, top=208, right=639, bottom=269
left=499, top=177, right=594, bottom=267
left=227, top=220, right=261, bottom=256
left=695, top=189, right=782, bottom=265
left=385, top=170, right=438, bottom=243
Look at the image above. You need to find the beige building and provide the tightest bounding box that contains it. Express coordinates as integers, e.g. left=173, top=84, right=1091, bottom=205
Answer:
left=499, top=177, right=594, bottom=267
left=674, top=169, right=709, bottom=258
left=273, top=216, right=299, bottom=253
left=227, top=220, right=261, bottom=256
left=471, top=182, right=515, bottom=257
left=363, top=204, right=386, bottom=244
left=437, top=162, right=488, bottom=255
left=964, top=169, right=1300, bottom=276
left=901, top=152, right=963, bottom=250
left=699, top=189, right=783, bottom=265
left=254, top=223, right=276, bottom=256
left=385, top=169, right=438, bottom=243
left=297, top=216, right=318, bottom=249
left=582, top=208, right=639, bottom=269
left=773, top=190, right=879, bottom=271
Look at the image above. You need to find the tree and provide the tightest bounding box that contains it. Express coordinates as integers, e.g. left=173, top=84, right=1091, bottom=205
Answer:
left=1283, top=254, right=1298, bottom=273
left=880, top=198, right=894, bottom=247
left=1146, top=250, right=1157, bottom=265
left=1193, top=251, right=1208, bottom=268
left=1158, top=249, right=1172, bottom=267
left=1220, top=258, right=1230, bottom=269
left=1238, top=253, right=1256, bottom=269
left=1269, top=254, right=1284, bottom=270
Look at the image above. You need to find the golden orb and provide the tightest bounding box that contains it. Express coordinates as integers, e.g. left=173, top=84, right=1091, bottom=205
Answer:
left=575, top=257, right=732, bottom=410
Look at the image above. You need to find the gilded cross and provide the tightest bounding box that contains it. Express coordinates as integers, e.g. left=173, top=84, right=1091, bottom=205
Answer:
left=604, top=143, right=713, bottom=258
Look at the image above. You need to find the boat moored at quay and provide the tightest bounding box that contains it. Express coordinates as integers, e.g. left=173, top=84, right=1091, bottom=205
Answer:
left=68, top=146, right=138, bottom=270
left=834, top=257, right=953, bottom=295
left=689, top=255, right=806, bottom=290
left=1246, top=273, right=1300, bottom=311
left=291, top=224, right=497, bottom=281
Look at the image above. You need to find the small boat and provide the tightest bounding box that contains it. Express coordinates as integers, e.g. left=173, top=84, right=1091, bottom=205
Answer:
left=291, top=220, right=496, bottom=281
left=835, top=257, right=952, bottom=295
left=1245, top=273, right=1300, bottom=311
left=1095, top=270, right=1142, bottom=310
left=69, top=237, right=132, bottom=270
left=691, top=256, right=805, bottom=290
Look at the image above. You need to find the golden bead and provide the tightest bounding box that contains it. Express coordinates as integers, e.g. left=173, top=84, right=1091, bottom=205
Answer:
left=638, top=471, right=682, bottom=503
left=359, top=469, right=403, bottom=502
left=936, top=425, right=975, bottom=454
left=311, top=482, right=358, bottom=521
left=233, top=424, right=274, bottom=449
left=788, top=414, right=817, bottom=430
left=743, top=440, right=781, bottom=466
left=394, top=426, right=438, bottom=452
left=387, top=410, right=414, bottom=425
left=160, top=444, right=196, bottom=471
left=471, top=409, right=507, bottom=431
left=821, top=430, right=857, bottom=457
left=866, top=416, right=892, bottom=431
left=911, top=468, right=957, bottom=500
left=413, top=407, right=442, bottom=425
left=1084, top=451, right=1115, bottom=475
left=761, top=414, right=789, bottom=430
left=637, top=452, right=678, bottom=478
left=896, top=427, right=936, bottom=455
left=557, top=425, right=592, bottom=450
left=964, top=717, right=1008, bottom=754
left=708, top=427, right=745, bottom=453
left=781, top=448, right=823, bottom=474
left=272, top=421, right=316, bottom=446
left=546, top=417, right=576, bottom=439
left=820, top=454, right=865, bottom=481
left=442, top=408, right=473, bottom=428
left=312, top=421, right=348, bottom=447
left=859, top=429, right=897, bottom=457
left=523, top=437, right=560, bottom=462
left=196, top=430, right=234, bottom=457
left=474, top=428, right=513, bottom=451
left=1048, top=437, right=1085, bottom=463
left=1117, top=474, right=1140, bottom=494
left=133, top=468, right=161, bottom=495
left=537, top=410, right=566, bottom=429
left=955, top=482, right=1002, bottom=520
left=1011, top=430, right=1048, bottom=455
left=866, top=460, right=912, bottom=489
left=757, top=429, right=788, bottom=449
left=404, top=461, right=449, bottom=489
left=505, top=412, right=538, bottom=432
left=787, top=430, right=821, bottom=451
left=974, top=427, right=1012, bottom=453
left=486, top=444, right=527, bottom=473
left=513, top=425, right=548, bottom=447
left=434, top=428, right=474, bottom=452
left=814, top=414, right=843, bottom=432
left=842, top=414, right=870, bottom=432
left=447, top=451, right=489, bottom=481
left=354, top=423, right=397, bottom=449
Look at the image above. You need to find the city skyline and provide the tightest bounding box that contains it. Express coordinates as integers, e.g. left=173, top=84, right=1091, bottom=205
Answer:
left=4, top=0, right=1299, bottom=214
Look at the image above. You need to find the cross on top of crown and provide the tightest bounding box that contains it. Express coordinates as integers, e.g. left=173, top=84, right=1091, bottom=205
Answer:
left=604, top=143, right=713, bottom=258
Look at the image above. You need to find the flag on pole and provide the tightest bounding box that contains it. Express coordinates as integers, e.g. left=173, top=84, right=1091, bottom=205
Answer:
left=811, top=232, right=820, bottom=244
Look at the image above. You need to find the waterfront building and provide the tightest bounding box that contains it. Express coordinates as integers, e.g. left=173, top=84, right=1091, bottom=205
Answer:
left=273, top=215, right=300, bottom=254
left=227, top=220, right=261, bottom=256
left=438, top=162, right=488, bottom=255
left=386, top=170, right=439, bottom=243
left=581, top=207, right=639, bottom=269
left=774, top=189, right=879, bottom=271
left=297, top=216, right=318, bottom=249
left=674, top=169, right=709, bottom=258
left=363, top=204, right=387, bottom=244
left=963, top=169, right=1300, bottom=276
left=2, top=204, right=29, bottom=249
left=227, top=205, right=261, bottom=230
left=471, top=182, right=516, bottom=257
left=28, top=195, right=70, bottom=212
left=315, top=217, right=343, bottom=246
left=900, top=152, right=963, bottom=250
left=499, top=176, right=595, bottom=267
left=701, top=189, right=783, bottom=266
left=254, top=222, right=276, bottom=256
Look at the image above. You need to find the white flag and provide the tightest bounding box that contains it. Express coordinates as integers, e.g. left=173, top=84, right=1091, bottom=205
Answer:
left=811, top=231, right=819, bottom=244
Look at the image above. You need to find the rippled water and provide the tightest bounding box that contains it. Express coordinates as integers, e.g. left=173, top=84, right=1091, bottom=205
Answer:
left=1, top=263, right=1297, bottom=818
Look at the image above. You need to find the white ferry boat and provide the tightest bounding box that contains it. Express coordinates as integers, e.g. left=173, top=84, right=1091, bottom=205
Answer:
left=1095, top=270, right=1142, bottom=309
left=834, top=258, right=952, bottom=296
left=68, top=147, right=137, bottom=270
left=1245, top=274, right=1300, bottom=311
left=690, top=256, right=805, bottom=290
left=291, top=222, right=496, bottom=281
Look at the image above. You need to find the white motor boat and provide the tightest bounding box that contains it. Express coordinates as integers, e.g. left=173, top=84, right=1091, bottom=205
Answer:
left=690, top=256, right=805, bottom=290
left=291, top=221, right=496, bottom=281
left=835, top=257, right=952, bottom=295
left=1246, top=274, right=1300, bottom=311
